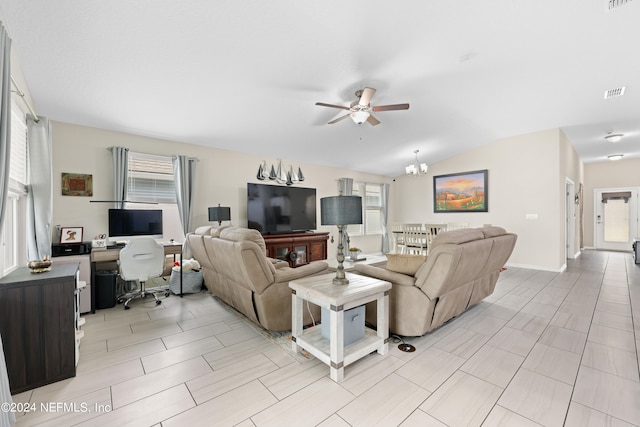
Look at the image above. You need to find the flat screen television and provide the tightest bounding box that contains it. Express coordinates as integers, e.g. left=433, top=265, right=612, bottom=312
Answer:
left=247, top=183, right=317, bottom=234
left=108, top=209, right=163, bottom=240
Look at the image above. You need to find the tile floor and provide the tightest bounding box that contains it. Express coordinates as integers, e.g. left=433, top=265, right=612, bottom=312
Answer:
left=9, top=250, right=640, bottom=426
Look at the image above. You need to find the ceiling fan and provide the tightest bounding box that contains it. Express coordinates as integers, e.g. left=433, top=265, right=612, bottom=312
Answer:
left=315, top=87, right=409, bottom=126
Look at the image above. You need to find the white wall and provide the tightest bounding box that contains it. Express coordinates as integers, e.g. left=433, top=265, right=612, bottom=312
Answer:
left=51, top=121, right=393, bottom=260
left=392, top=128, right=570, bottom=271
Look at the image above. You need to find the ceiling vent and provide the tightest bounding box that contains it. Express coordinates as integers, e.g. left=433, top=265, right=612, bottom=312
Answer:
left=607, top=0, right=633, bottom=10
left=604, top=87, right=626, bottom=99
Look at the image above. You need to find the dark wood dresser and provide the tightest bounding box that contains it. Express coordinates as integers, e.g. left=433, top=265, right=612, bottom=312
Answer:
left=263, top=232, right=329, bottom=267
left=0, top=263, right=79, bottom=394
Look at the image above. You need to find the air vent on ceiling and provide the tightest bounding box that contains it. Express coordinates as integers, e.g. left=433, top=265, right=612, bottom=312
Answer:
left=607, top=0, right=633, bottom=10
left=604, top=87, right=626, bottom=99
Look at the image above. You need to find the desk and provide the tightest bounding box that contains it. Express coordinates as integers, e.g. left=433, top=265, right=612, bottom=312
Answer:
left=90, top=243, right=183, bottom=311
left=290, top=272, right=391, bottom=382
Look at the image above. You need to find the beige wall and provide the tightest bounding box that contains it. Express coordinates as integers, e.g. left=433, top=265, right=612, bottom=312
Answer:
left=392, top=128, right=571, bottom=271
left=51, top=121, right=392, bottom=259
left=583, top=158, right=640, bottom=248
left=51, top=122, right=585, bottom=271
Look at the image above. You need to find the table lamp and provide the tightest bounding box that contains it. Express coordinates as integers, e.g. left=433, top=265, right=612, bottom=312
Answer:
left=320, top=195, right=363, bottom=285
left=208, top=204, right=231, bottom=226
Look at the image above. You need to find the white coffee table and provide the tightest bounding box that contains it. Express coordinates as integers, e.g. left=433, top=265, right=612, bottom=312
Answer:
left=289, top=272, right=391, bottom=382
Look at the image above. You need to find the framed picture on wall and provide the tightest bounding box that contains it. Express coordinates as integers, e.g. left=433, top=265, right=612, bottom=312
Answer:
left=60, top=227, right=83, bottom=244
left=433, top=169, right=488, bottom=213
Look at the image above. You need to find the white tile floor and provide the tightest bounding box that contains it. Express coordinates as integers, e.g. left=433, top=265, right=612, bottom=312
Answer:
left=9, top=250, right=640, bottom=426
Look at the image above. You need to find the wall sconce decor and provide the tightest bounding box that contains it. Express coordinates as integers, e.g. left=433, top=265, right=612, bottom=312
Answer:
left=320, top=195, right=363, bottom=285
left=257, top=159, right=305, bottom=186
left=208, top=204, right=231, bottom=225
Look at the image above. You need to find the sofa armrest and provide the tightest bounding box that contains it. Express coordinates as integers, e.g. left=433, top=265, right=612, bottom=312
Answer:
left=267, top=257, right=289, bottom=269
left=274, top=261, right=329, bottom=282
left=354, top=264, right=416, bottom=287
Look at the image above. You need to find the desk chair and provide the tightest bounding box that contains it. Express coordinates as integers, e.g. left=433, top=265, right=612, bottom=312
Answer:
left=117, top=238, right=167, bottom=309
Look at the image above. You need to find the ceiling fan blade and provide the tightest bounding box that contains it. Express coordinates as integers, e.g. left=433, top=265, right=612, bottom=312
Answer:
left=359, top=87, right=376, bottom=106
left=315, top=102, right=350, bottom=110
left=372, top=103, right=410, bottom=112
left=367, top=114, right=381, bottom=126
left=328, top=114, right=351, bottom=124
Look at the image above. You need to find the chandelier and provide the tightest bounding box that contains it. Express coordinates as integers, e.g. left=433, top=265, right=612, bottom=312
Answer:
left=405, top=149, right=428, bottom=176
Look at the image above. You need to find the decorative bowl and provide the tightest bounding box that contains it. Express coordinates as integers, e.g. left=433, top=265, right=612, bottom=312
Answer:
left=348, top=249, right=361, bottom=261
left=28, top=259, right=52, bottom=273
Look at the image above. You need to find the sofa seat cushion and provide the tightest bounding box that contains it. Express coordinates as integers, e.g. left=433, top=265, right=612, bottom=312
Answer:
left=385, top=253, right=427, bottom=276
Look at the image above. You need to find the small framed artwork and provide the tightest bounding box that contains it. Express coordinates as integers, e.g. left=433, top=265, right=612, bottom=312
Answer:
left=61, top=173, right=93, bottom=196
left=434, top=169, right=488, bottom=213
left=60, top=227, right=84, bottom=244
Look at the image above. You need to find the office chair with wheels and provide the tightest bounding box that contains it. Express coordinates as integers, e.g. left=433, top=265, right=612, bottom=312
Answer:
left=117, top=237, right=168, bottom=309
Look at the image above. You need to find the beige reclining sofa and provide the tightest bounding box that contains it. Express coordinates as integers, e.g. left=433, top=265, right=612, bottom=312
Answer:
left=187, top=226, right=328, bottom=331
left=354, top=226, right=517, bottom=336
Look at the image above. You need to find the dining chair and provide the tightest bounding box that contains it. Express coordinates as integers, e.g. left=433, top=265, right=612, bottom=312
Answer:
left=402, top=223, right=427, bottom=255
left=424, top=223, right=447, bottom=251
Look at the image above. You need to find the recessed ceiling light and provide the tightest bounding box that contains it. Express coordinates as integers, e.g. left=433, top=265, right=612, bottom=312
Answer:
left=605, top=133, right=624, bottom=143
left=608, top=154, right=624, bottom=161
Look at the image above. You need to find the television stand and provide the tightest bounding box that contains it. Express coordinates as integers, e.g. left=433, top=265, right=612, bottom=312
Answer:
left=263, top=232, right=329, bottom=268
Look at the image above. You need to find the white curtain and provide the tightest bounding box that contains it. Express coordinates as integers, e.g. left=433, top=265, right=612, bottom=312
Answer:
left=380, top=183, right=390, bottom=253
left=0, top=22, right=11, bottom=243
left=26, top=116, right=53, bottom=261
left=173, top=155, right=197, bottom=236
left=112, top=146, right=128, bottom=209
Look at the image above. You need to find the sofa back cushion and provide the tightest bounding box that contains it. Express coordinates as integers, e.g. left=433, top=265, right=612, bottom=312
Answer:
left=220, top=227, right=267, bottom=254
left=416, top=227, right=514, bottom=300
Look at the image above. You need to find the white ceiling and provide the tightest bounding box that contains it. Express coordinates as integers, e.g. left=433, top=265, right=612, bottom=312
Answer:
left=1, top=0, right=639, bottom=177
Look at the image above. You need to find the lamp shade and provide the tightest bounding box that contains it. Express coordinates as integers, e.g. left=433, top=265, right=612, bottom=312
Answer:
left=320, top=196, right=362, bottom=225
left=208, top=206, right=231, bottom=222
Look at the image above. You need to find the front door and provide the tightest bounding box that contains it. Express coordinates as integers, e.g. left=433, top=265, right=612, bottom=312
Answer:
left=595, top=188, right=638, bottom=251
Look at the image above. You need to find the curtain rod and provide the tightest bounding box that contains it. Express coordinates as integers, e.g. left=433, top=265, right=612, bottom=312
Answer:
left=10, top=74, right=39, bottom=122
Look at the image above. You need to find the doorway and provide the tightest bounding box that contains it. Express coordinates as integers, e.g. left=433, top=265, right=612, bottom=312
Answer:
left=594, top=188, right=638, bottom=251
left=566, top=179, right=575, bottom=258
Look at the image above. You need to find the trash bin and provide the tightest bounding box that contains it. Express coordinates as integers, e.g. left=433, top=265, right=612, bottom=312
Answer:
left=95, top=270, right=117, bottom=309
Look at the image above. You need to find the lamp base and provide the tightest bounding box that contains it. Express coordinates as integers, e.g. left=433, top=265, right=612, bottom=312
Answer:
left=332, top=277, right=349, bottom=286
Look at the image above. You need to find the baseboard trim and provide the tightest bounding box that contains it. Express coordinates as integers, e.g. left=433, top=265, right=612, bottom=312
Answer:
left=505, top=262, right=565, bottom=273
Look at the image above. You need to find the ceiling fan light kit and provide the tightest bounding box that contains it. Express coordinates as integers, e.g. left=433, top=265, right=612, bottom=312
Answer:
left=257, top=160, right=305, bottom=186
left=406, top=149, right=428, bottom=176
left=316, top=87, right=409, bottom=126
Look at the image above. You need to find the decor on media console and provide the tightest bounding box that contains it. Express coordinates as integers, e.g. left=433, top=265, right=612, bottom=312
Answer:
left=208, top=204, right=231, bottom=225
left=434, top=169, right=488, bottom=213
left=256, top=159, right=305, bottom=186
left=405, top=149, right=428, bottom=176
left=59, top=227, right=83, bottom=244
left=61, top=173, right=93, bottom=196
left=320, top=195, right=363, bottom=285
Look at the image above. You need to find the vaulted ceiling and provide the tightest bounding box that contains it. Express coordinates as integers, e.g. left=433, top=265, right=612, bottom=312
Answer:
left=1, top=1, right=638, bottom=177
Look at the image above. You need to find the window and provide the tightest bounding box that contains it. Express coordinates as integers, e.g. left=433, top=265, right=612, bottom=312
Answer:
left=127, top=152, right=176, bottom=204
left=125, top=151, right=184, bottom=241
left=348, top=183, right=383, bottom=236
left=1, top=101, right=28, bottom=276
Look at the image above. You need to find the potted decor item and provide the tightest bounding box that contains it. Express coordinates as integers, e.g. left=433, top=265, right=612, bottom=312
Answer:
left=28, top=255, right=52, bottom=273
left=348, top=247, right=361, bottom=261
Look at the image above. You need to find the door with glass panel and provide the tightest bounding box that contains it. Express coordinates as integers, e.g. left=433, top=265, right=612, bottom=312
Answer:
left=595, top=188, right=638, bottom=251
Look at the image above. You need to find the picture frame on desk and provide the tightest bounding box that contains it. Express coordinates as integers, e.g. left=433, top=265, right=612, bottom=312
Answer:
left=60, top=227, right=83, bottom=244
